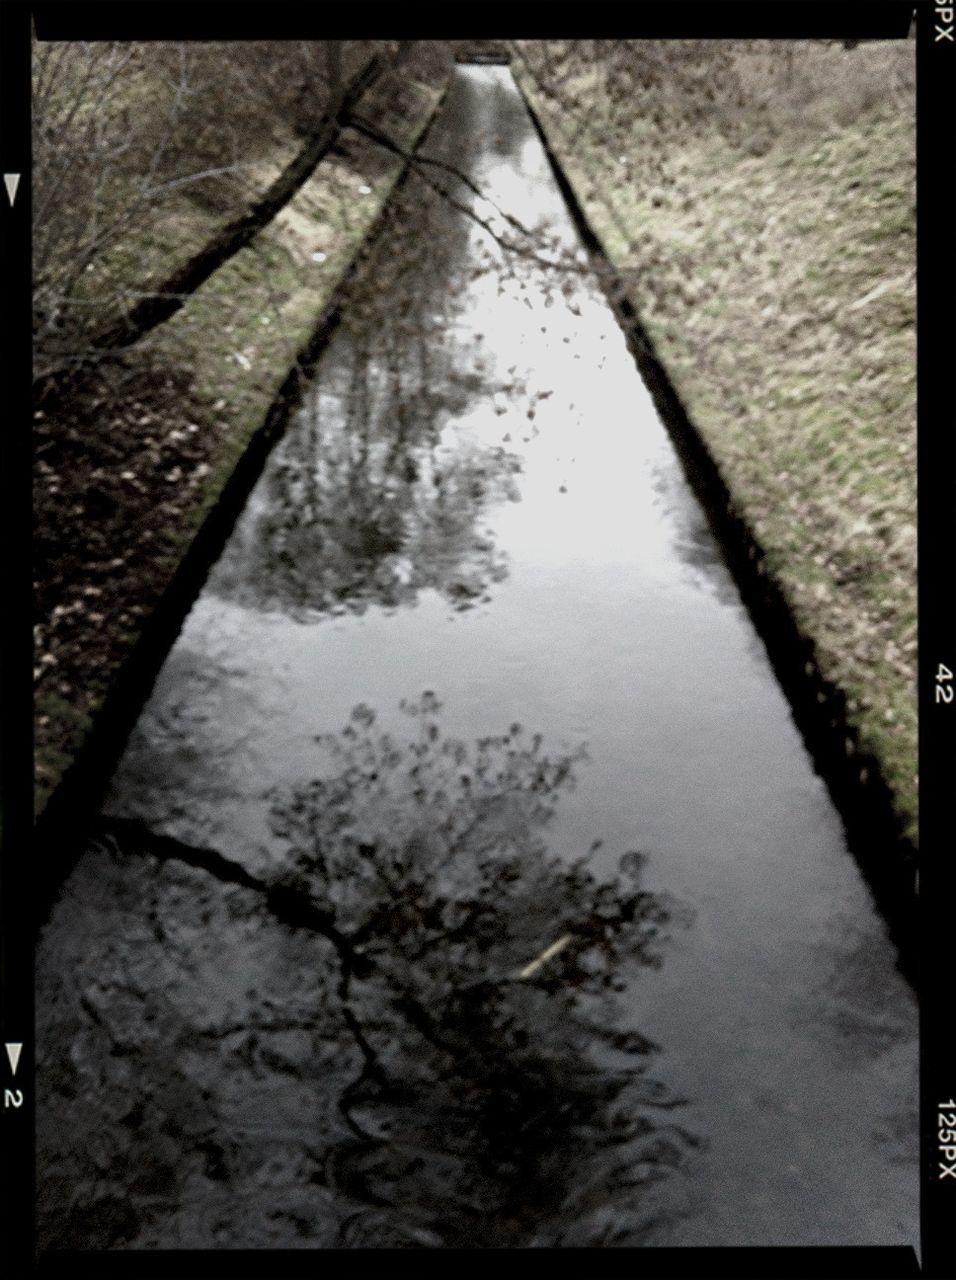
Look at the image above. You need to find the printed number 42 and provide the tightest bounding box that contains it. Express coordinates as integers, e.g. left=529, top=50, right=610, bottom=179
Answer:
left=936, top=664, right=954, bottom=704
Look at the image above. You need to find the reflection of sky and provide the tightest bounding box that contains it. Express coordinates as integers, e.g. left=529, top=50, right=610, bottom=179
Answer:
left=102, top=64, right=917, bottom=1249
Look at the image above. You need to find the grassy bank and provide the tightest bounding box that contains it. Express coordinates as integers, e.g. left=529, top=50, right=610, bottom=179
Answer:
left=32, top=40, right=384, bottom=379
left=34, top=71, right=448, bottom=816
left=513, top=41, right=917, bottom=846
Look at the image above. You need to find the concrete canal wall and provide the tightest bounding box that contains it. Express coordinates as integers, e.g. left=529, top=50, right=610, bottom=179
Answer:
left=35, top=69, right=450, bottom=861
left=511, top=51, right=918, bottom=957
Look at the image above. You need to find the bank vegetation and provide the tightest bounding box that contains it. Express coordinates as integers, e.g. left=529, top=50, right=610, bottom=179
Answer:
left=513, top=39, right=917, bottom=846
left=33, top=37, right=452, bottom=813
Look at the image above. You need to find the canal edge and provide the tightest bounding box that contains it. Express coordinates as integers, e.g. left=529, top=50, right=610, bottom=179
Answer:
left=33, top=80, right=452, bottom=926
left=517, top=82, right=919, bottom=986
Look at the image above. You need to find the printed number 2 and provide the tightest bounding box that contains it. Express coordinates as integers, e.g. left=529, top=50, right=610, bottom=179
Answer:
left=4, top=1089, right=23, bottom=1108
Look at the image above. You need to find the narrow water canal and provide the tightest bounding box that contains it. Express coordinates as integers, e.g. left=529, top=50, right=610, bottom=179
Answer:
left=37, top=66, right=918, bottom=1252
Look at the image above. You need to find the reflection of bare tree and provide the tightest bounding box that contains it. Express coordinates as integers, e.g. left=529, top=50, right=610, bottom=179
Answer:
left=209, top=167, right=527, bottom=618
left=267, top=695, right=697, bottom=1245
left=208, top=371, right=521, bottom=617
left=205, top=65, right=609, bottom=623
left=37, top=698, right=696, bottom=1249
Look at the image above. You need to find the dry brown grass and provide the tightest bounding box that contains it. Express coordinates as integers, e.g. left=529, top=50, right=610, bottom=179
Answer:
left=513, top=40, right=917, bottom=844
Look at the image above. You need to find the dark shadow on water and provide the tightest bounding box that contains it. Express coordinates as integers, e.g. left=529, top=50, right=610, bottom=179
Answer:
left=264, top=695, right=700, bottom=1246
left=37, top=698, right=698, bottom=1250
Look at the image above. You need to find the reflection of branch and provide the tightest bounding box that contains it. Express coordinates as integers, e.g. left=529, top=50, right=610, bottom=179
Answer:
left=98, top=817, right=373, bottom=979
left=391, top=992, right=460, bottom=1058
left=347, top=112, right=534, bottom=238
left=79, top=993, right=131, bottom=1056
left=195, top=1016, right=321, bottom=1038
left=349, top=110, right=589, bottom=280
left=338, top=960, right=391, bottom=1141
left=96, top=818, right=468, bottom=1074
left=91, top=707, right=692, bottom=1235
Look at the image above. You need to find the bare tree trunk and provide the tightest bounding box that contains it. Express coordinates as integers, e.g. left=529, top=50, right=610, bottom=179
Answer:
left=61, top=53, right=385, bottom=372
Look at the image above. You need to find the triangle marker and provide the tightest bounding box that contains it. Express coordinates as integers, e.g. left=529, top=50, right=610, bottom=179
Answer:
left=4, top=173, right=21, bottom=207
left=5, top=1042, right=22, bottom=1075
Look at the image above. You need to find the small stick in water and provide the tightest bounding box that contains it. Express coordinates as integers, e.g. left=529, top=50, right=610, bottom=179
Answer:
left=517, top=933, right=574, bottom=980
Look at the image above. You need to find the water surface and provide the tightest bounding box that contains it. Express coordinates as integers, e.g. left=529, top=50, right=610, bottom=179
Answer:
left=36, top=66, right=918, bottom=1252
